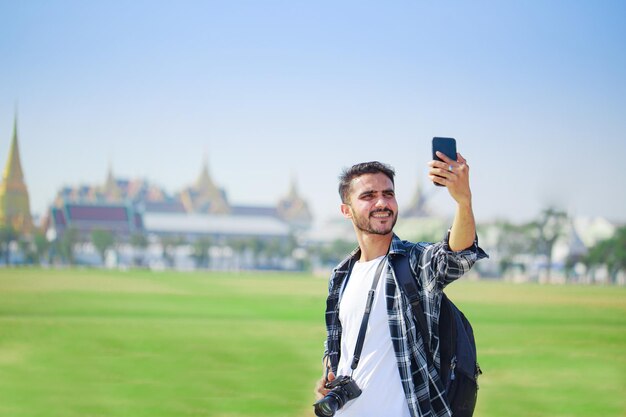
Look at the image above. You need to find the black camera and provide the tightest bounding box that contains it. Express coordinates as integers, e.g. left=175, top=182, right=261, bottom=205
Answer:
left=313, top=375, right=362, bottom=417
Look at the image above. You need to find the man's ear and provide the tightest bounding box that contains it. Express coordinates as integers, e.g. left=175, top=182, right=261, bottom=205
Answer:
left=340, top=203, right=352, bottom=219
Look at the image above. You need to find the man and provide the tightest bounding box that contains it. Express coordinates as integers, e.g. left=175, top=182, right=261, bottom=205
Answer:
left=315, top=151, right=487, bottom=417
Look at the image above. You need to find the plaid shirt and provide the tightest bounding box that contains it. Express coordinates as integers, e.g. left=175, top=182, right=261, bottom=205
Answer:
left=323, top=232, right=487, bottom=417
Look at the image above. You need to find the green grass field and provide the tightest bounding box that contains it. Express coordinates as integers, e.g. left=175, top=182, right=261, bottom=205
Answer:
left=0, top=268, right=624, bottom=417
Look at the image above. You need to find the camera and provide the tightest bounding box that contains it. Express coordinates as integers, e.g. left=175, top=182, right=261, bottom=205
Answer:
left=313, top=375, right=362, bottom=417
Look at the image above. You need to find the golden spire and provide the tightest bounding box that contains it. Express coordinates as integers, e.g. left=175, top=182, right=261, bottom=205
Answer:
left=2, top=116, right=26, bottom=185
left=0, top=114, right=34, bottom=233
left=103, top=160, right=122, bottom=201
left=195, top=154, right=215, bottom=191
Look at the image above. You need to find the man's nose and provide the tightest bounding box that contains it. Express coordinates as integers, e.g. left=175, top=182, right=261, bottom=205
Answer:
left=374, top=197, right=387, bottom=208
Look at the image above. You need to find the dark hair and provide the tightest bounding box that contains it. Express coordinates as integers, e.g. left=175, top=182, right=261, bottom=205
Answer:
left=338, top=161, right=395, bottom=204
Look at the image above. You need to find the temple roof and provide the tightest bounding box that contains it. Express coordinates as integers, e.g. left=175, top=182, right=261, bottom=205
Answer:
left=2, top=117, right=26, bottom=185
left=47, top=157, right=313, bottom=232
left=103, top=162, right=122, bottom=201
left=182, top=157, right=230, bottom=214
left=277, top=175, right=312, bottom=225
left=0, top=115, right=34, bottom=233
left=49, top=203, right=143, bottom=236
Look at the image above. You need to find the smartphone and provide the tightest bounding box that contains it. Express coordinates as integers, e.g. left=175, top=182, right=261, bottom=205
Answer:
left=432, top=137, right=457, bottom=186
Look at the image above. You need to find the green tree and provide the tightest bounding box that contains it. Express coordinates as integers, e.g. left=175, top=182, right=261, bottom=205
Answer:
left=160, top=235, right=186, bottom=268
left=314, top=239, right=357, bottom=267
left=250, top=237, right=266, bottom=268
left=585, top=226, right=626, bottom=284
left=130, top=232, right=149, bottom=267
left=191, top=236, right=212, bottom=269
left=495, top=220, right=535, bottom=276
left=264, top=237, right=282, bottom=256
left=0, top=225, right=18, bottom=264
left=33, top=231, right=50, bottom=265
left=227, top=238, right=248, bottom=269
left=91, top=229, right=115, bottom=264
left=18, top=237, right=37, bottom=264
left=532, top=207, right=568, bottom=281
left=60, top=227, right=79, bottom=265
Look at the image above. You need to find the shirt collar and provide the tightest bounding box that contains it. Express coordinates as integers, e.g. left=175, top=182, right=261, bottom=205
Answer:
left=388, top=233, right=409, bottom=257
left=340, top=233, right=409, bottom=267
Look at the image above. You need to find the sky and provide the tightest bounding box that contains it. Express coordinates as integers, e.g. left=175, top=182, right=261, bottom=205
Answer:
left=1, top=0, right=625, bottom=225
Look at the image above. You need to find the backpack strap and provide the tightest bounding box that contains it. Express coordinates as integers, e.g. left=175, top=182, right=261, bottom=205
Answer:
left=389, top=254, right=433, bottom=367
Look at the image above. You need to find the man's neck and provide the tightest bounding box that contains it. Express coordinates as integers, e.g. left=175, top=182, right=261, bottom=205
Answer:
left=356, top=232, right=392, bottom=262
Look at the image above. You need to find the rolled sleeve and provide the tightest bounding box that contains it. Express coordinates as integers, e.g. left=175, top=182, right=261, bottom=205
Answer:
left=411, top=229, right=488, bottom=291
left=438, top=229, right=488, bottom=286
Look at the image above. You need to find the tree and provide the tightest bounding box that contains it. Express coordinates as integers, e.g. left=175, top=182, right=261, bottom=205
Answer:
left=91, top=229, right=115, bottom=264
left=227, top=238, right=249, bottom=269
left=585, top=226, right=626, bottom=284
left=33, top=231, right=50, bottom=265
left=60, top=227, right=79, bottom=265
left=160, top=235, right=186, bottom=268
left=249, top=237, right=266, bottom=268
left=18, top=238, right=36, bottom=264
left=130, top=233, right=149, bottom=267
left=0, top=225, right=18, bottom=265
left=532, top=208, right=568, bottom=281
left=191, top=236, right=212, bottom=269
left=313, top=239, right=357, bottom=267
left=494, top=220, right=535, bottom=277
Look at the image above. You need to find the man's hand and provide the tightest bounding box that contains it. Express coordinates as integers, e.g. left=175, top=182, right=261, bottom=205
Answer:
left=314, top=364, right=336, bottom=400
left=428, top=151, right=476, bottom=251
left=428, top=151, right=472, bottom=206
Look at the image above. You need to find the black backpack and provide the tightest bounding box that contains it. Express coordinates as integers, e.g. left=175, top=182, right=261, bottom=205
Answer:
left=390, top=254, right=481, bottom=417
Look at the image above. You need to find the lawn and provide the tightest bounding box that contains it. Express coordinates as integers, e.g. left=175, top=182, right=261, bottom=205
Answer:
left=0, top=268, right=624, bottom=417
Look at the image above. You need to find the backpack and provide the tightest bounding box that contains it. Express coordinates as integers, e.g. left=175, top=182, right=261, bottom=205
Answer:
left=389, top=254, right=481, bottom=417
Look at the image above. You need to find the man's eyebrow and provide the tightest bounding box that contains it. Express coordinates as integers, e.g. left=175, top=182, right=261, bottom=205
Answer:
left=358, top=188, right=395, bottom=198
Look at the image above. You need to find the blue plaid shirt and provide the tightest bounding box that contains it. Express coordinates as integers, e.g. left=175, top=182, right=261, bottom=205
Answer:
left=323, top=232, right=487, bottom=417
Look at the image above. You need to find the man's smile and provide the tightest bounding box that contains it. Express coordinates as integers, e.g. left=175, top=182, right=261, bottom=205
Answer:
left=370, top=210, right=394, bottom=219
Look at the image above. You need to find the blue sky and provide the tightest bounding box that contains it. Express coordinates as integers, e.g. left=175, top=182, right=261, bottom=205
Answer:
left=1, top=0, right=625, bottom=224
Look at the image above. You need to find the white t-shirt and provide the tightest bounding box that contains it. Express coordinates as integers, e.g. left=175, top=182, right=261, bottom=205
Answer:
left=335, top=256, right=411, bottom=417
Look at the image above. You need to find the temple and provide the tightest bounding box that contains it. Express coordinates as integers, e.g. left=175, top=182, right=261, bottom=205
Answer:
left=0, top=116, right=34, bottom=234
left=46, top=157, right=313, bottom=242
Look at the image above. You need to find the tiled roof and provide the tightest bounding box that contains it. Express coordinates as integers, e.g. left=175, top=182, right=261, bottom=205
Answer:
left=68, top=205, right=129, bottom=221
left=50, top=204, right=143, bottom=237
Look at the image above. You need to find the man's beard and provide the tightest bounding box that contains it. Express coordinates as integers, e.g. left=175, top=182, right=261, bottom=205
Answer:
left=352, top=208, right=397, bottom=236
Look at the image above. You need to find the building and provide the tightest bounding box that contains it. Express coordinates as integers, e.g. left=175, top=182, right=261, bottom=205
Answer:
left=48, top=203, right=144, bottom=241
left=45, top=157, right=313, bottom=244
left=0, top=116, right=34, bottom=234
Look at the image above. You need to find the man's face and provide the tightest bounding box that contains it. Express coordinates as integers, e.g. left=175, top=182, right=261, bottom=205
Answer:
left=341, top=173, right=398, bottom=236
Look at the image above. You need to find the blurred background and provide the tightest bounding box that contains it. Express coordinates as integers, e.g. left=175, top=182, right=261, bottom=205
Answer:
left=1, top=0, right=625, bottom=280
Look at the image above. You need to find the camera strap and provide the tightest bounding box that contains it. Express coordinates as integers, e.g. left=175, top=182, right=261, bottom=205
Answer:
left=350, top=255, right=388, bottom=372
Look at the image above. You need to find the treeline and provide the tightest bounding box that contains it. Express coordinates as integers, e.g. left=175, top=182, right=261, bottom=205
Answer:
left=485, top=208, right=625, bottom=284
left=0, top=226, right=306, bottom=270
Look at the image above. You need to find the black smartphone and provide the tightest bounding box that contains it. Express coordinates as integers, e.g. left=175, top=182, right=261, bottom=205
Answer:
left=432, top=137, right=457, bottom=186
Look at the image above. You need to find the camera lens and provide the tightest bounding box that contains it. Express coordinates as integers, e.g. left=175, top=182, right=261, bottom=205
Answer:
left=313, top=395, right=340, bottom=417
